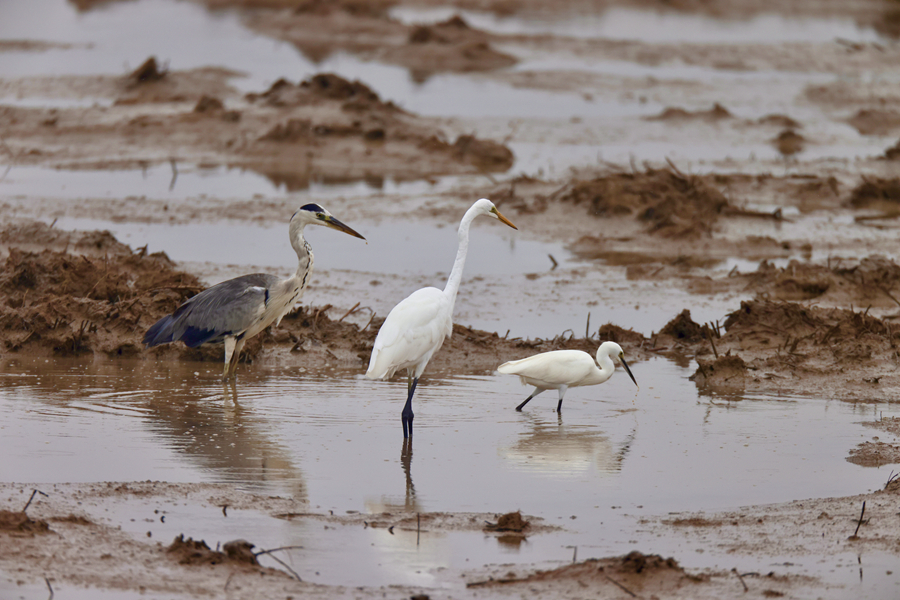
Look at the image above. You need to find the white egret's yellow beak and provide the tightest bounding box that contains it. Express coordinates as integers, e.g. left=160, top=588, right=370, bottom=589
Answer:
left=491, top=207, right=518, bottom=230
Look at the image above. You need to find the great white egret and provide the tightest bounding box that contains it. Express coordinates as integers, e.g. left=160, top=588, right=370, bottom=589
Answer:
left=366, top=198, right=517, bottom=438
left=498, top=341, right=638, bottom=412
left=143, top=204, right=365, bottom=379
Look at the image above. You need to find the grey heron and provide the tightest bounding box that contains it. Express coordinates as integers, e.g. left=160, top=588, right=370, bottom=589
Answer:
left=498, top=341, right=638, bottom=412
left=143, top=203, right=365, bottom=378
left=365, top=198, right=517, bottom=438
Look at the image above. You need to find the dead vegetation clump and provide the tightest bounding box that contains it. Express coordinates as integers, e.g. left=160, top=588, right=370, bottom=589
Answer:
left=128, top=56, right=167, bottom=84
left=0, top=510, right=50, bottom=536
left=658, top=309, right=709, bottom=343
left=845, top=109, right=900, bottom=136
left=0, top=242, right=203, bottom=357
left=167, top=535, right=260, bottom=567
left=739, top=255, right=900, bottom=305
left=848, top=177, right=900, bottom=208
left=773, top=128, right=805, bottom=157
left=557, top=167, right=731, bottom=238
left=691, top=300, right=900, bottom=392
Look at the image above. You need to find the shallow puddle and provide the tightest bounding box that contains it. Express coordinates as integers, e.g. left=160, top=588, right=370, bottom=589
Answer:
left=0, top=355, right=897, bottom=592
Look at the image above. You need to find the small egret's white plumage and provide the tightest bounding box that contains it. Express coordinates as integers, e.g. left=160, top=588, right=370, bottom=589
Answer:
left=498, top=341, right=638, bottom=412
left=366, top=198, right=517, bottom=438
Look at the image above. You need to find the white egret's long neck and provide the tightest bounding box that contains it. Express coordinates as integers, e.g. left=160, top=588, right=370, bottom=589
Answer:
left=442, top=206, right=478, bottom=307
left=289, top=220, right=314, bottom=289
left=591, top=350, right=616, bottom=385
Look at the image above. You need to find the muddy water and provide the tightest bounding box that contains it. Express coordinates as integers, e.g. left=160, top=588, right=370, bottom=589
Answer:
left=0, top=356, right=896, bottom=591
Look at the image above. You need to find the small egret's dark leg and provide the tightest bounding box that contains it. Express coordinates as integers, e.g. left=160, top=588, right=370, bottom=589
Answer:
left=402, top=375, right=418, bottom=439
left=556, top=385, right=568, bottom=413
left=515, top=387, right=544, bottom=411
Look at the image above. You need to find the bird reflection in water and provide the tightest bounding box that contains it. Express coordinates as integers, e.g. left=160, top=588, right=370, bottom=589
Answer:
left=502, top=411, right=638, bottom=476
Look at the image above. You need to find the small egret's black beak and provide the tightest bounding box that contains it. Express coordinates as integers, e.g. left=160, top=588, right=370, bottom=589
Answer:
left=619, top=355, right=638, bottom=388
left=491, top=207, right=518, bottom=230
left=322, top=215, right=366, bottom=240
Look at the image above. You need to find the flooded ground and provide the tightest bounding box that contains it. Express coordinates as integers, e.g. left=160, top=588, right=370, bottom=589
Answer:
left=3, top=0, right=900, bottom=597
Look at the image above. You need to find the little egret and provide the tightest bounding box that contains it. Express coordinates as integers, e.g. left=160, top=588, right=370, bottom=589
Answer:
left=498, top=341, right=638, bottom=412
left=143, top=204, right=365, bottom=379
left=366, top=198, right=517, bottom=438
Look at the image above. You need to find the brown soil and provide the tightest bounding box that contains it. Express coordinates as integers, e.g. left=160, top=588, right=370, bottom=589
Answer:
left=646, top=102, right=733, bottom=123
left=846, top=440, right=900, bottom=467
left=0, top=71, right=513, bottom=188
left=0, top=222, right=657, bottom=373
left=0, top=510, right=50, bottom=536
left=483, top=510, right=529, bottom=532
left=849, top=177, right=900, bottom=209
left=167, top=534, right=264, bottom=567
left=688, top=300, right=900, bottom=400
left=845, top=108, right=900, bottom=136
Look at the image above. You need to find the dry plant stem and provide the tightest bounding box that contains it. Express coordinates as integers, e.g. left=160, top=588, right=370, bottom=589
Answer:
left=604, top=574, right=637, bottom=597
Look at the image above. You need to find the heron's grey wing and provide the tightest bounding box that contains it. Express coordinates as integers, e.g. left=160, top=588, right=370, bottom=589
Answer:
left=170, top=273, right=280, bottom=347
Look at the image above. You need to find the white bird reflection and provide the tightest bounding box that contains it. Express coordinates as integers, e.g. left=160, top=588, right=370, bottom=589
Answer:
left=501, top=412, right=637, bottom=476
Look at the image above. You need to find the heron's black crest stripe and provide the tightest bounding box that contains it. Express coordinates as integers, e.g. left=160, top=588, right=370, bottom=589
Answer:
left=264, top=288, right=269, bottom=307
left=300, top=203, right=324, bottom=212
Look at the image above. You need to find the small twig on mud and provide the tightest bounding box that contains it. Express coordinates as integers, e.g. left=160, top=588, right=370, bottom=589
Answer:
left=363, top=311, right=377, bottom=332
left=254, top=545, right=305, bottom=558
left=255, top=548, right=302, bottom=581
left=224, top=572, right=235, bottom=591
left=417, top=513, right=421, bottom=546
left=22, top=489, right=49, bottom=514
left=337, top=302, right=361, bottom=322
left=879, top=287, right=900, bottom=310
left=706, top=327, right=719, bottom=359
left=222, top=505, right=228, bottom=517
left=548, top=254, right=558, bottom=270
left=665, top=156, right=685, bottom=178
left=585, top=313, right=590, bottom=339
left=44, top=576, right=53, bottom=600
left=572, top=545, right=578, bottom=563
left=604, top=574, right=637, bottom=597
left=169, top=158, right=178, bottom=191
left=851, top=501, right=867, bottom=538
left=732, top=568, right=748, bottom=592
left=885, top=470, right=900, bottom=490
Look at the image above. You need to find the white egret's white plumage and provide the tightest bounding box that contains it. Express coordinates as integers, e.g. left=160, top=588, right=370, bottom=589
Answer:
left=143, top=204, right=365, bottom=379
left=366, top=198, right=517, bottom=438
left=498, top=341, right=638, bottom=412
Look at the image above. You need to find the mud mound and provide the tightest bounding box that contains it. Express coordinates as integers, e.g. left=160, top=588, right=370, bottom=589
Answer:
left=846, top=441, right=900, bottom=467
left=846, top=109, right=900, bottom=136
left=884, top=139, right=900, bottom=161
left=690, top=300, right=900, bottom=397
left=849, top=177, right=900, bottom=208
left=658, top=309, right=709, bottom=343
left=0, top=244, right=203, bottom=357
left=559, top=168, right=731, bottom=238
left=619, top=551, right=681, bottom=574
left=740, top=256, right=900, bottom=306
left=484, top=511, right=529, bottom=532
left=248, top=74, right=397, bottom=112
left=596, top=323, right=646, bottom=347
left=646, top=103, right=732, bottom=122
left=129, top=56, right=167, bottom=84
left=167, top=535, right=259, bottom=566
left=774, top=129, right=804, bottom=157
left=690, top=353, right=748, bottom=386
left=0, top=510, right=50, bottom=536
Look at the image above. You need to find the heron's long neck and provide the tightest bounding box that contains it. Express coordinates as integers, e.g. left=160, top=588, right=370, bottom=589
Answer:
left=289, top=223, right=314, bottom=288
left=442, top=208, right=477, bottom=306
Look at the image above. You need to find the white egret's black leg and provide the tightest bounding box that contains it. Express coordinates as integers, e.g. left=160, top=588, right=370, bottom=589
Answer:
left=515, top=387, right=544, bottom=411
left=402, top=375, right=418, bottom=438
left=556, top=385, right=568, bottom=413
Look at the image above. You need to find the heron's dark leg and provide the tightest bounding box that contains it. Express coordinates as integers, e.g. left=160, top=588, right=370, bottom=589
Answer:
left=402, top=375, right=418, bottom=439
left=556, top=385, right=569, bottom=413
left=515, top=387, right=544, bottom=411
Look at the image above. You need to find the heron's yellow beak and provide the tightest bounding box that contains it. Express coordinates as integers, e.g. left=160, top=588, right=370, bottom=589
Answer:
left=322, top=215, right=366, bottom=240
left=491, top=207, right=518, bottom=230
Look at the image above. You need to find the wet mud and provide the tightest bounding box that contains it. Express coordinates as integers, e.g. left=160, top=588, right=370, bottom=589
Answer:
left=4, top=0, right=900, bottom=597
